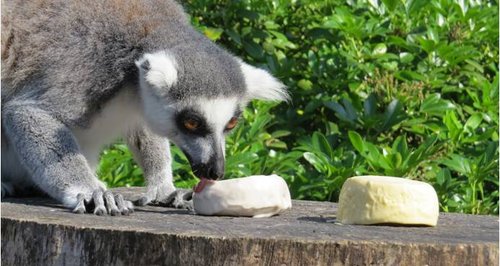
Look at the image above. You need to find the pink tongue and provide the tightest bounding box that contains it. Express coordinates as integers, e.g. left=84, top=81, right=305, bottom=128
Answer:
left=194, top=178, right=212, bottom=193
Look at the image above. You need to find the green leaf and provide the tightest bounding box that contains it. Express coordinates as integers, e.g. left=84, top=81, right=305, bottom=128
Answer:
left=418, top=38, right=436, bottom=53
left=242, top=40, right=264, bottom=59
left=348, top=131, right=364, bottom=153
left=406, top=0, right=430, bottom=16
left=266, top=139, right=288, bottom=149
left=303, top=152, right=329, bottom=173
left=341, top=98, right=358, bottom=121
left=271, top=130, right=291, bottom=138
left=465, top=59, right=484, bottom=73
left=392, top=135, right=409, bottom=158
left=399, top=52, right=415, bottom=64
left=381, top=99, right=405, bottom=131
left=382, top=0, right=400, bottom=11
left=225, top=29, right=241, bottom=45
left=324, top=101, right=355, bottom=124
left=436, top=168, right=452, bottom=186
left=420, top=94, right=456, bottom=115
left=464, top=113, right=483, bottom=132
left=311, top=132, right=333, bottom=159
left=443, top=111, right=464, bottom=141
left=440, top=154, right=472, bottom=176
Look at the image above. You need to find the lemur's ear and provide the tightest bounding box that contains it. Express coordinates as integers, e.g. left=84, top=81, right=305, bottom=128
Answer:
left=240, top=61, right=289, bottom=102
left=135, top=51, right=178, bottom=89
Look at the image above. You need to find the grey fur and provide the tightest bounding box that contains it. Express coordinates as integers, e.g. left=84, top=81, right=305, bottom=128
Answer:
left=1, top=0, right=287, bottom=214
left=2, top=0, right=245, bottom=126
left=127, top=128, right=177, bottom=205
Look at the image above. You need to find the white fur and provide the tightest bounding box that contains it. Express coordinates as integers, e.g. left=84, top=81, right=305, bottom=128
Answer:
left=139, top=88, right=177, bottom=137
left=135, top=51, right=179, bottom=137
left=239, top=62, right=289, bottom=102
left=196, top=97, right=239, bottom=131
left=195, top=97, right=237, bottom=160
left=136, top=51, right=178, bottom=91
left=72, top=86, right=144, bottom=171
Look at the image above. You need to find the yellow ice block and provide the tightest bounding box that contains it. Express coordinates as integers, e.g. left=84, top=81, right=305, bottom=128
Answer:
left=337, top=176, right=439, bottom=226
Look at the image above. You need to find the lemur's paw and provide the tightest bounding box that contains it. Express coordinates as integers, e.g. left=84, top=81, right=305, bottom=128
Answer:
left=162, top=189, right=194, bottom=211
left=133, top=184, right=175, bottom=206
left=72, top=189, right=134, bottom=215
left=134, top=188, right=193, bottom=210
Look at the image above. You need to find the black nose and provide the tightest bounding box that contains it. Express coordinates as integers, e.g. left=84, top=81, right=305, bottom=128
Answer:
left=192, top=158, right=224, bottom=180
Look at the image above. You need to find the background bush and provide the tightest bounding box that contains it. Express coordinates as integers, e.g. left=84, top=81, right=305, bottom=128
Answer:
left=99, top=0, right=499, bottom=215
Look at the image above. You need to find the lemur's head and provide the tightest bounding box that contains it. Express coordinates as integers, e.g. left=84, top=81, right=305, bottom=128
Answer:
left=135, top=45, right=288, bottom=180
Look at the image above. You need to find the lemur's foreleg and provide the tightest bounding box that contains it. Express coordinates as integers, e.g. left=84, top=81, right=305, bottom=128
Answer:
left=127, top=128, right=193, bottom=210
left=2, top=102, right=133, bottom=215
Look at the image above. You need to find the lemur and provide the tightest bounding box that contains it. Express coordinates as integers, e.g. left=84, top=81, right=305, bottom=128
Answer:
left=1, top=0, right=288, bottom=215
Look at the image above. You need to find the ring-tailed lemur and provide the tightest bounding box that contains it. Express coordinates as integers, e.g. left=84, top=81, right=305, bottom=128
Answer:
left=1, top=0, right=288, bottom=215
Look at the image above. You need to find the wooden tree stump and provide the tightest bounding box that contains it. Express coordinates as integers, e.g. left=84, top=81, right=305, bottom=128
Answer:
left=1, top=187, right=498, bottom=266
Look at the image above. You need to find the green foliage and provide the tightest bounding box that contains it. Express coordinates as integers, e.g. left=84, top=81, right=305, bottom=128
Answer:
left=98, top=143, right=144, bottom=187
left=98, top=0, right=499, bottom=215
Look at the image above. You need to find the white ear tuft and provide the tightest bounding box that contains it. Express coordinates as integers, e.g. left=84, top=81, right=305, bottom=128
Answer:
left=240, top=62, right=289, bottom=102
left=135, top=51, right=178, bottom=89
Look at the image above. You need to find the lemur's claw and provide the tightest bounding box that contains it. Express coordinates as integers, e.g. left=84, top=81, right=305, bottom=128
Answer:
left=72, top=190, right=133, bottom=215
left=116, top=194, right=134, bottom=215
left=72, top=193, right=87, bottom=214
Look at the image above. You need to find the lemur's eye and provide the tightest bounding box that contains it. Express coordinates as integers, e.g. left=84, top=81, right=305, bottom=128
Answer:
left=225, top=117, right=238, bottom=131
left=184, top=119, right=199, bottom=131
left=176, top=109, right=209, bottom=135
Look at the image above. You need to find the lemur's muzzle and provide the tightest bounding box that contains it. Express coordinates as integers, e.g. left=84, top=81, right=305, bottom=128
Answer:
left=192, top=157, right=224, bottom=180
left=180, top=138, right=225, bottom=180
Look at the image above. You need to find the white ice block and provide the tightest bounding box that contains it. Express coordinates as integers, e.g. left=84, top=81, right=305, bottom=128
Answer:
left=193, top=175, right=292, bottom=218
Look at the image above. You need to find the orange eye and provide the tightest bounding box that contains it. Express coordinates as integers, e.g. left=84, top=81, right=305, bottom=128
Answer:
left=184, top=119, right=199, bottom=131
left=225, top=117, right=238, bottom=131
